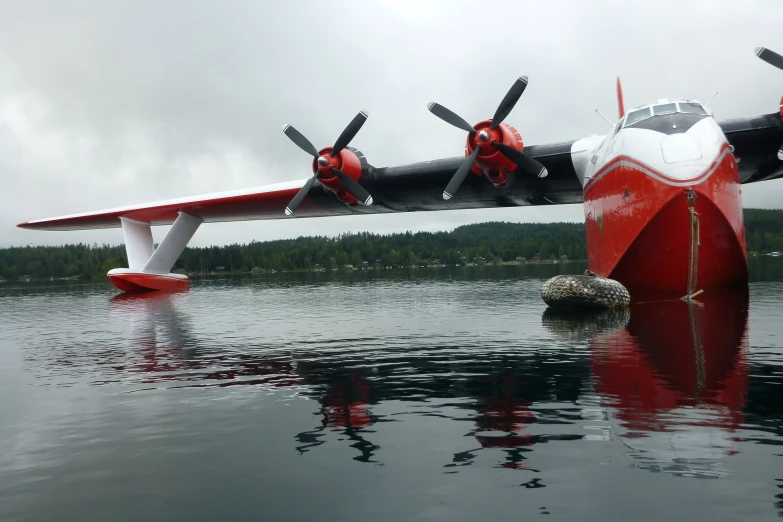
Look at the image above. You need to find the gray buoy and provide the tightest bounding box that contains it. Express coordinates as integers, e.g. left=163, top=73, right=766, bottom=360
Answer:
left=541, top=271, right=630, bottom=310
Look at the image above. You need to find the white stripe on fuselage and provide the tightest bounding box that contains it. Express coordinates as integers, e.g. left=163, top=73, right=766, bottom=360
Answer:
left=571, top=116, right=729, bottom=188
left=585, top=146, right=732, bottom=189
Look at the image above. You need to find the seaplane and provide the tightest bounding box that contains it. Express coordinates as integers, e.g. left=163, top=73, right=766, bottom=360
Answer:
left=17, top=47, right=783, bottom=296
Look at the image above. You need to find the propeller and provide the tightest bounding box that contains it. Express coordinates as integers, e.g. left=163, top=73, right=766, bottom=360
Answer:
left=755, top=47, right=783, bottom=161
left=490, top=76, right=529, bottom=130
left=282, top=112, right=373, bottom=216
left=492, top=142, right=548, bottom=178
left=755, top=47, right=783, bottom=72
left=428, top=76, right=548, bottom=200
left=443, top=147, right=481, bottom=200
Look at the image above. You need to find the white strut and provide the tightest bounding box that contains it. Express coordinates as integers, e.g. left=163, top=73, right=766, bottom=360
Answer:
left=119, top=217, right=155, bottom=270
left=119, top=212, right=203, bottom=274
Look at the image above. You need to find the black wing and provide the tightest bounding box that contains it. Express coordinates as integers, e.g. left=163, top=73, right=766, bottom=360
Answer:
left=720, top=113, right=783, bottom=184
left=305, top=140, right=583, bottom=214
left=19, top=141, right=584, bottom=230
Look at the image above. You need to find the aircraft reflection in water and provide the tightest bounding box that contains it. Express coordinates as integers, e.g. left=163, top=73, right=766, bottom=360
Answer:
left=287, top=354, right=380, bottom=462
left=110, top=286, right=750, bottom=477
left=110, top=292, right=200, bottom=378
left=547, top=286, right=750, bottom=478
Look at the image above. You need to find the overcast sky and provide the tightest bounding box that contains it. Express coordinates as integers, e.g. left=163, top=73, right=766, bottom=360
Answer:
left=2, top=0, right=783, bottom=248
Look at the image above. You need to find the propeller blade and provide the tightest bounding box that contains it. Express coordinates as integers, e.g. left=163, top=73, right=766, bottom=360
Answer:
left=490, top=76, right=528, bottom=130
left=283, top=124, right=319, bottom=157
left=284, top=176, right=317, bottom=216
left=493, top=142, right=548, bottom=178
left=755, top=47, right=783, bottom=72
left=331, top=111, right=368, bottom=157
left=330, top=167, right=373, bottom=205
left=443, top=146, right=481, bottom=200
left=427, top=103, right=477, bottom=133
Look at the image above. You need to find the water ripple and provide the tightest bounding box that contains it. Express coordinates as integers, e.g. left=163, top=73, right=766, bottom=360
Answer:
left=1, top=268, right=783, bottom=520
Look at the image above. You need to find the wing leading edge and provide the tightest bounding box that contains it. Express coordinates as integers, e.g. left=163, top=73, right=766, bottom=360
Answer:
left=18, top=140, right=583, bottom=232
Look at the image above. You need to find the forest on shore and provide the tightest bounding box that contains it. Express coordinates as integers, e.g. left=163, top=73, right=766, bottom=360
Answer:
left=2, top=208, right=783, bottom=280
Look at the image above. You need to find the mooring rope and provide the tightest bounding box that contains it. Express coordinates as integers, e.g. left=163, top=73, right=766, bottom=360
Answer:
left=686, top=297, right=706, bottom=400
left=684, top=189, right=701, bottom=300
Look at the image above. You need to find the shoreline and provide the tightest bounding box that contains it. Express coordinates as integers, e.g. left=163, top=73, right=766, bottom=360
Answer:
left=2, top=259, right=588, bottom=283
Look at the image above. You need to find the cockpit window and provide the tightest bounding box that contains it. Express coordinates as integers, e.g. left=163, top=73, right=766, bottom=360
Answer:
left=622, top=101, right=708, bottom=129
left=678, top=102, right=707, bottom=115
left=624, top=107, right=652, bottom=127
left=653, top=103, right=677, bottom=116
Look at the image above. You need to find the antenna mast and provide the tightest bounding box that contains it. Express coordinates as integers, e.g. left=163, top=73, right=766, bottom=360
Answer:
left=594, top=109, right=614, bottom=127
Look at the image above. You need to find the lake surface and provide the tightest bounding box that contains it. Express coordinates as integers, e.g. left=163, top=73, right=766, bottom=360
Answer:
left=1, top=262, right=782, bottom=521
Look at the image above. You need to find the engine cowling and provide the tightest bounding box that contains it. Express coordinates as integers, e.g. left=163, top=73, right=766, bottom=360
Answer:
left=427, top=75, right=548, bottom=200
left=282, top=112, right=374, bottom=215
left=466, top=119, right=525, bottom=187
left=311, top=146, right=365, bottom=206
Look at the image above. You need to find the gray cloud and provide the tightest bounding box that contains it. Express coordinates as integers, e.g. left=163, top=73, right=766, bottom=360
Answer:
left=2, top=0, right=783, bottom=247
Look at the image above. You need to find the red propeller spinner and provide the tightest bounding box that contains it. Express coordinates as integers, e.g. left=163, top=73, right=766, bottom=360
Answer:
left=428, top=75, right=548, bottom=200
left=282, top=112, right=373, bottom=216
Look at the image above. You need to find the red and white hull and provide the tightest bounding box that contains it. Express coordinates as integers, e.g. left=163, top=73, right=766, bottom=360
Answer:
left=579, top=105, right=748, bottom=296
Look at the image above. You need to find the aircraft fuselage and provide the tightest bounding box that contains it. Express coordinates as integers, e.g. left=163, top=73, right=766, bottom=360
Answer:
left=577, top=99, right=747, bottom=295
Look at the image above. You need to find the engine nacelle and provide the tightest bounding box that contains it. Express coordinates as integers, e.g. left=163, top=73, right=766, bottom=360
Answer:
left=282, top=111, right=374, bottom=215
left=779, top=96, right=783, bottom=161
left=311, top=146, right=367, bottom=206
left=466, top=119, right=525, bottom=187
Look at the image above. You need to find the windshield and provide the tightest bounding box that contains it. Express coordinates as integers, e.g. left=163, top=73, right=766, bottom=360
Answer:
left=653, top=103, right=677, bottom=115
left=679, top=102, right=707, bottom=115
left=622, top=101, right=708, bottom=129
left=625, top=107, right=652, bottom=127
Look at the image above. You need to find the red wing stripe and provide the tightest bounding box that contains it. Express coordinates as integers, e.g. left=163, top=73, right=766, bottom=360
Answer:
left=18, top=180, right=309, bottom=231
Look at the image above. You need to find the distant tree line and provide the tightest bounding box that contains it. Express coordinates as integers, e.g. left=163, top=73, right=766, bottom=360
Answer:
left=1, top=209, right=782, bottom=280
left=744, top=208, right=783, bottom=254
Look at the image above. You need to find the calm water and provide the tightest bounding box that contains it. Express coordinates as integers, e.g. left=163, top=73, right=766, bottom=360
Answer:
left=1, top=262, right=782, bottom=521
